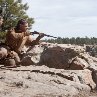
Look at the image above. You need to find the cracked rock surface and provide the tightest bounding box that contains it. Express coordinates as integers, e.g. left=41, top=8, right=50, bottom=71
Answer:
left=0, top=43, right=97, bottom=97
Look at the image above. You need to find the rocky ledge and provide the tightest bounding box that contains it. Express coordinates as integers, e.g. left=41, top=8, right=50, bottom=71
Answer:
left=0, top=43, right=97, bottom=97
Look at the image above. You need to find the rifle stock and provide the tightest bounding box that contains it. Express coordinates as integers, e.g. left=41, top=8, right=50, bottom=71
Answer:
left=30, top=31, right=57, bottom=38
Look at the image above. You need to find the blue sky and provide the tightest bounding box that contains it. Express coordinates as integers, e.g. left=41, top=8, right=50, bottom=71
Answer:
left=22, top=0, right=97, bottom=38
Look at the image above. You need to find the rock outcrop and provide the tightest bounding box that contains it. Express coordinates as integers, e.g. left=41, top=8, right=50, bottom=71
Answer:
left=0, top=65, right=92, bottom=97
left=0, top=43, right=97, bottom=97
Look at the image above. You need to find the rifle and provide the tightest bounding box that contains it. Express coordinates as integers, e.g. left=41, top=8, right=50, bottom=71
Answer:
left=30, top=31, right=57, bottom=38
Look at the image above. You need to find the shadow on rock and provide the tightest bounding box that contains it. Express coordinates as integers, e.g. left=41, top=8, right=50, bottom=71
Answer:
left=39, top=46, right=78, bottom=69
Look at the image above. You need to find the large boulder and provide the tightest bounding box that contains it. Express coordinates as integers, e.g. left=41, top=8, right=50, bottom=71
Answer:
left=39, top=46, right=79, bottom=69
left=21, top=43, right=89, bottom=69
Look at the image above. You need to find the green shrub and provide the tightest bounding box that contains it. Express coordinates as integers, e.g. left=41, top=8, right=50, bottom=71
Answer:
left=0, top=32, right=7, bottom=42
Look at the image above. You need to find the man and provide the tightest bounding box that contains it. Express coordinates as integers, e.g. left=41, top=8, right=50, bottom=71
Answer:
left=5, top=19, right=44, bottom=54
left=4, top=19, right=44, bottom=67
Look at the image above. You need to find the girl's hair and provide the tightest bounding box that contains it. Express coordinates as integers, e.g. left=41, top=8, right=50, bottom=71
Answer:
left=16, top=19, right=27, bottom=30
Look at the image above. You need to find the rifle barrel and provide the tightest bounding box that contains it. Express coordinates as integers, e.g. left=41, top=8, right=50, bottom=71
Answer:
left=30, top=31, right=57, bottom=38
left=44, top=34, right=57, bottom=38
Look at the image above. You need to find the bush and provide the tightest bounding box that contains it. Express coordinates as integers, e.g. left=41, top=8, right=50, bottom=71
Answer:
left=0, top=31, right=7, bottom=42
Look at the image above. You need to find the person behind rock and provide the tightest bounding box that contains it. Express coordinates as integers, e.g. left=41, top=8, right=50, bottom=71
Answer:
left=5, top=19, right=44, bottom=54
left=5, top=19, right=44, bottom=67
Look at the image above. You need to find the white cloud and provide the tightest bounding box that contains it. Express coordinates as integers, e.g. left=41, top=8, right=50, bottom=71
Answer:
left=22, top=0, right=97, bottom=38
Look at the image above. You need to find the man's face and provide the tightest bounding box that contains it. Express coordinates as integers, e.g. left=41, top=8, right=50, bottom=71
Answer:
left=0, top=18, right=3, bottom=27
left=20, top=23, right=29, bottom=32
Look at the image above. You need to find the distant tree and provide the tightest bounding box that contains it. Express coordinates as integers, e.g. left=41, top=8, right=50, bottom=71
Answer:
left=91, top=37, right=97, bottom=45
left=44, top=36, right=97, bottom=45
left=70, top=37, right=76, bottom=44
left=56, top=37, right=63, bottom=44
left=63, top=37, right=70, bottom=44
left=84, top=36, right=90, bottom=44
left=76, top=37, right=81, bottom=45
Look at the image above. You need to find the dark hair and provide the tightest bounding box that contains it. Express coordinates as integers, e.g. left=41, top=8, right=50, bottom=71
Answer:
left=16, top=19, right=27, bottom=30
